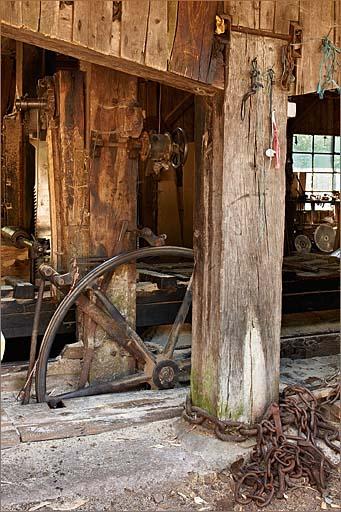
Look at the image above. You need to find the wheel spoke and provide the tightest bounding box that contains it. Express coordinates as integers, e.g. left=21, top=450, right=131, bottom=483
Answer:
left=77, top=293, right=156, bottom=366
left=47, top=373, right=148, bottom=404
left=35, top=246, right=193, bottom=402
left=162, top=274, right=193, bottom=359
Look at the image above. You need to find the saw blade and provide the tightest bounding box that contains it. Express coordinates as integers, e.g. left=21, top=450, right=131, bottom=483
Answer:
left=294, top=234, right=312, bottom=254
left=314, top=224, right=337, bottom=253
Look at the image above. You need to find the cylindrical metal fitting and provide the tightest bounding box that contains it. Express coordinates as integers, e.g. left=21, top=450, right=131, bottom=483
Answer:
left=15, top=98, right=47, bottom=111
left=1, top=226, right=30, bottom=248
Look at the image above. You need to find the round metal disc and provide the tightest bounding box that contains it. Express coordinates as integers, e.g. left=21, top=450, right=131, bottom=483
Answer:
left=294, top=234, right=312, bottom=254
left=152, top=360, right=179, bottom=389
left=314, top=224, right=337, bottom=253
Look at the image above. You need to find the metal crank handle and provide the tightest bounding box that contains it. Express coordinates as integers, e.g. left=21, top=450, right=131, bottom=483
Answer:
left=38, top=264, right=74, bottom=288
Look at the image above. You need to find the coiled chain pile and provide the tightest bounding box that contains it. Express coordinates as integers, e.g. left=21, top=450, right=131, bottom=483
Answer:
left=183, top=382, right=340, bottom=508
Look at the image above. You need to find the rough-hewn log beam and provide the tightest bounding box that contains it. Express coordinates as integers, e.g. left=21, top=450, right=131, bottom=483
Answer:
left=0, top=23, right=221, bottom=95
left=191, top=33, right=287, bottom=423
left=86, top=64, right=141, bottom=382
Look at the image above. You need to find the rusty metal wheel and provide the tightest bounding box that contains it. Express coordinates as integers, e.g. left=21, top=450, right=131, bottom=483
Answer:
left=35, top=246, right=193, bottom=403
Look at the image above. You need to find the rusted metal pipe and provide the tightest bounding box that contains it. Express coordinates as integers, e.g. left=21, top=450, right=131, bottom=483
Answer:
left=15, top=97, right=47, bottom=111
left=20, top=279, right=45, bottom=404
left=48, top=373, right=147, bottom=405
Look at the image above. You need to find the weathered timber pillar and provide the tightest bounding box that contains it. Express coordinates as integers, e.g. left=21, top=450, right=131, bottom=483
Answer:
left=87, top=65, right=142, bottom=382
left=191, top=34, right=287, bottom=423
left=46, top=70, right=89, bottom=270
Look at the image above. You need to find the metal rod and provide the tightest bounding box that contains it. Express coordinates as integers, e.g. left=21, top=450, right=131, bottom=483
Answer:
left=15, top=98, right=47, bottom=111
left=163, top=275, right=193, bottom=359
left=21, top=279, right=45, bottom=404
left=231, top=25, right=291, bottom=41
left=48, top=373, right=147, bottom=404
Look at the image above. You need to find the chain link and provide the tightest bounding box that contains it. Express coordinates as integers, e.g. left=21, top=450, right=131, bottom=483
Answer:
left=183, top=383, right=340, bottom=508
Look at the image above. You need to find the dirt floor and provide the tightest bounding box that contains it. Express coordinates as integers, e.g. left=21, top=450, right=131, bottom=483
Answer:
left=1, top=417, right=340, bottom=512
left=1, top=355, right=340, bottom=512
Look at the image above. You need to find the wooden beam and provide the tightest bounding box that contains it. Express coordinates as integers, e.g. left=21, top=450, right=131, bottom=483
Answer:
left=1, top=115, right=25, bottom=228
left=45, top=71, right=89, bottom=270
left=0, top=23, right=222, bottom=95
left=15, top=41, right=23, bottom=98
left=87, top=64, right=141, bottom=382
left=191, top=33, right=287, bottom=423
left=169, top=1, right=217, bottom=82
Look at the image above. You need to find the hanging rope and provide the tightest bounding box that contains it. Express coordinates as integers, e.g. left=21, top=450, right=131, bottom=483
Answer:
left=316, top=37, right=341, bottom=99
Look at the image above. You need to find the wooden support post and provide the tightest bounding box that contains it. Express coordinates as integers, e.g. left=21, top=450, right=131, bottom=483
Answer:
left=87, top=64, right=142, bottom=382
left=46, top=70, right=89, bottom=271
left=191, top=34, right=287, bottom=423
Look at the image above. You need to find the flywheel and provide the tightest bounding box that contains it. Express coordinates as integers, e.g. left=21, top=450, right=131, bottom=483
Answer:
left=314, top=224, right=337, bottom=253
left=294, top=234, right=312, bottom=254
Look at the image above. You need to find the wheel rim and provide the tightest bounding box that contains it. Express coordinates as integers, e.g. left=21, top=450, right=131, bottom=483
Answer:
left=35, top=246, right=194, bottom=402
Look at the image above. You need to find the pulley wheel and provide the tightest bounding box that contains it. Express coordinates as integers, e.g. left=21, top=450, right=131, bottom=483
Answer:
left=314, top=224, right=337, bottom=253
left=34, top=246, right=193, bottom=403
left=171, top=127, right=188, bottom=169
left=294, top=234, right=311, bottom=254
left=152, top=360, right=179, bottom=389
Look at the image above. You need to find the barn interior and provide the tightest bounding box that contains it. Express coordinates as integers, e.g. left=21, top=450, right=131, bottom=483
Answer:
left=1, top=1, right=340, bottom=510
left=1, top=40, right=339, bottom=371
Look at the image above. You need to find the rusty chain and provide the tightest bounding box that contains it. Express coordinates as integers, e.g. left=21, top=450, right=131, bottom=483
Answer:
left=183, top=383, right=340, bottom=508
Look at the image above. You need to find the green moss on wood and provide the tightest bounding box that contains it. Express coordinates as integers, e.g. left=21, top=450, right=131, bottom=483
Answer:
left=191, top=362, right=245, bottom=420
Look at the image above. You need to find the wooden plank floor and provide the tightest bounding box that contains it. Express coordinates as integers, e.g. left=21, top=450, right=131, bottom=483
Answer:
left=1, top=388, right=187, bottom=447
left=0, top=406, right=20, bottom=449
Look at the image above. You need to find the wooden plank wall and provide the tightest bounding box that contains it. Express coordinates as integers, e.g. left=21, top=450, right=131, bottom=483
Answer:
left=0, top=1, right=219, bottom=86
left=1, top=1, right=338, bottom=95
left=224, top=0, right=339, bottom=95
left=295, top=0, right=339, bottom=95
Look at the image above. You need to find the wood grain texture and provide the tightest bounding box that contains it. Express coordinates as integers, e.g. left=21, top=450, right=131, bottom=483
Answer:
left=0, top=0, right=22, bottom=26
left=167, top=0, right=178, bottom=61
left=46, top=71, right=89, bottom=271
left=191, top=34, right=287, bottom=423
left=57, top=0, right=73, bottom=41
left=73, top=0, right=89, bottom=47
left=110, top=3, right=121, bottom=57
left=57, top=70, right=89, bottom=266
left=0, top=407, right=20, bottom=449
left=145, top=0, right=168, bottom=70
left=0, top=244, right=30, bottom=282
left=169, top=1, right=217, bottom=81
left=46, top=120, right=62, bottom=269
left=89, top=0, right=113, bottom=54
left=274, top=0, right=299, bottom=34
left=334, top=0, right=341, bottom=89
left=39, top=0, right=59, bottom=37
left=88, top=64, right=139, bottom=382
left=1, top=23, right=222, bottom=94
left=121, top=0, right=150, bottom=64
left=22, top=0, right=40, bottom=31
left=224, top=1, right=260, bottom=29
left=296, top=0, right=334, bottom=95
left=1, top=114, right=25, bottom=227
left=260, top=0, right=275, bottom=31
left=2, top=388, right=187, bottom=443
